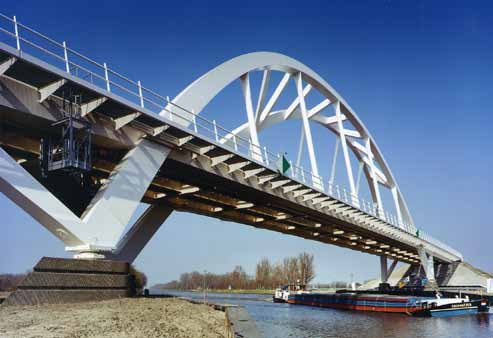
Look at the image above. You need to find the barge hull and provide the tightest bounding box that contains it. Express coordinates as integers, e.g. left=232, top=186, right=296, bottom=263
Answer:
left=287, top=293, right=427, bottom=314
left=413, top=300, right=489, bottom=317
left=288, top=300, right=413, bottom=313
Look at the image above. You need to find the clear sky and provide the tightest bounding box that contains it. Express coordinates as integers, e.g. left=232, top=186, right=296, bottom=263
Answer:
left=1, top=0, right=492, bottom=285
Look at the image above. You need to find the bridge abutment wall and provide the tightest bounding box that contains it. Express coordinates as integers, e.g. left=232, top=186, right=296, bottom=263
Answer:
left=3, top=257, right=134, bottom=306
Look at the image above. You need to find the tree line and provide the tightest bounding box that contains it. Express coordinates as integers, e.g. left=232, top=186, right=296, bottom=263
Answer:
left=159, top=252, right=315, bottom=290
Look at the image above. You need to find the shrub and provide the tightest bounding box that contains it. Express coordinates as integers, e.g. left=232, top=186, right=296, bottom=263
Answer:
left=0, top=273, right=27, bottom=291
left=129, top=265, right=147, bottom=296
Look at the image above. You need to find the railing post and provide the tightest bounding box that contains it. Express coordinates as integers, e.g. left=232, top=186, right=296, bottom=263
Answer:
left=353, top=193, right=359, bottom=208
left=63, top=41, right=70, bottom=73
left=138, top=80, right=144, bottom=108
left=192, top=110, right=198, bottom=133
left=264, top=146, right=269, bottom=165
left=166, top=96, right=172, bottom=120
left=256, top=145, right=262, bottom=161
left=13, top=15, right=20, bottom=50
left=336, top=185, right=341, bottom=199
left=233, top=135, right=238, bottom=151
left=301, top=166, right=306, bottom=183
left=213, top=120, right=219, bottom=142
left=103, top=62, right=110, bottom=92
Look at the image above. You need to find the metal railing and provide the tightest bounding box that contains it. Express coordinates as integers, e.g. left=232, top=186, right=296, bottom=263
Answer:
left=0, top=13, right=462, bottom=259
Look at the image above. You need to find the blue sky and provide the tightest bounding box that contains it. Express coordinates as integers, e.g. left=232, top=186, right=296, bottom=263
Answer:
left=1, top=0, right=492, bottom=285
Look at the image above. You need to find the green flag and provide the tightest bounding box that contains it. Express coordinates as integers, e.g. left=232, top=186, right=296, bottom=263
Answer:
left=276, top=154, right=291, bottom=175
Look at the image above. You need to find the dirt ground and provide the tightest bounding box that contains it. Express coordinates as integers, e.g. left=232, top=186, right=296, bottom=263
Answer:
left=0, top=297, right=227, bottom=338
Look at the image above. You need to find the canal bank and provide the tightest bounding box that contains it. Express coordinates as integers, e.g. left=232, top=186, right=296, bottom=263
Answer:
left=0, top=297, right=228, bottom=338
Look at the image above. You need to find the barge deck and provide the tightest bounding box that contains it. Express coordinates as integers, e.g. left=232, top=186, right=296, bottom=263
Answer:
left=288, top=292, right=429, bottom=314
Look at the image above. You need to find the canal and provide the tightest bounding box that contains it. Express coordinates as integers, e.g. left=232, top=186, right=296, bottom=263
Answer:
left=155, top=290, right=493, bottom=338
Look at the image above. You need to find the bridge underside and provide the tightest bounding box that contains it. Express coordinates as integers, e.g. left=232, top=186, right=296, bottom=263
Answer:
left=0, top=43, right=461, bottom=266
left=0, top=127, right=419, bottom=262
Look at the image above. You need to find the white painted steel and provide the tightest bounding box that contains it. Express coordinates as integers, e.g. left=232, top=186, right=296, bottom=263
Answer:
left=365, top=137, right=384, bottom=219
left=109, top=204, right=174, bottom=262
left=0, top=57, right=16, bottom=75
left=62, top=41, right=69, bottom=73
left=240, top=73, right=262, bottom=162
left=0, top=13, right=463, bottom=262
left=160, top=51, right=414, bottom=227
left=295, top=72, right=321, bottom=189
left=0, top=140, right=170, bottom=250
left=418, top=246, right=436, bottom=281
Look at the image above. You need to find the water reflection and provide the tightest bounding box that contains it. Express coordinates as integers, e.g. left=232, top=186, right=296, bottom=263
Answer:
left=155, top=290, right=493, bottom=338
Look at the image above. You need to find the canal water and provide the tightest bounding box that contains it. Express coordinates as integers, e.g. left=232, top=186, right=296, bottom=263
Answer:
left=154, top=290, right=493, bottom=338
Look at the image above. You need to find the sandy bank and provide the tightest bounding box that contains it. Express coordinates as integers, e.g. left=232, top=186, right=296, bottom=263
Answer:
left=0, top=297, right=227, bottom=338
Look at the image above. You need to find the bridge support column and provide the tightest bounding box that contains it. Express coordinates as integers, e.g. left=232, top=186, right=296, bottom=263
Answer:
left=380, top=255, right=388, bottom=283
left=380, top=256, right=398, bottom=284
left=0, top=138, right=171, bottom=260
left=418, top=247, right=436, bottom=282
left=107, top=204, right=174, bottom=263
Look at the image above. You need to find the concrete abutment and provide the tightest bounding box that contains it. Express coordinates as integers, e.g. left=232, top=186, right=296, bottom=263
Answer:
left=3, top=257, right=135, bottom=306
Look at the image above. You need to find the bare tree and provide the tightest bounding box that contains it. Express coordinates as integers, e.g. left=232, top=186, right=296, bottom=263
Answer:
left=255, top=257, right=271, bottom=289
left=288, top=257, right=300, bottom=284
left=271, top=262, right=284, bottom=288
left=298, top=252, right=315, bottom=284
left=230, top=265, right=248, bottom=289
left=282, top=257, right=291, bottom=284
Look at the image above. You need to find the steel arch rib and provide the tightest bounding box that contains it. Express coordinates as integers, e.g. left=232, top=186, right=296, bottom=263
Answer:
left=162, top=51, right=415, bottom=228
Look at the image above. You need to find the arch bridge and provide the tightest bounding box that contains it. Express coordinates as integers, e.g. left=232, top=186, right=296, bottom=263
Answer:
left=0, top=13, right=463, bottom=285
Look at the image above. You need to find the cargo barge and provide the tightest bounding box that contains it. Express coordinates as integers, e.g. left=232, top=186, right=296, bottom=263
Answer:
left=286, top=292, right=490, bottom=316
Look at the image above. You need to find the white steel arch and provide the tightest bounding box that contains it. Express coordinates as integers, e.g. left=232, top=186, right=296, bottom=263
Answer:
left=161, top=52, right=415, bottom=230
